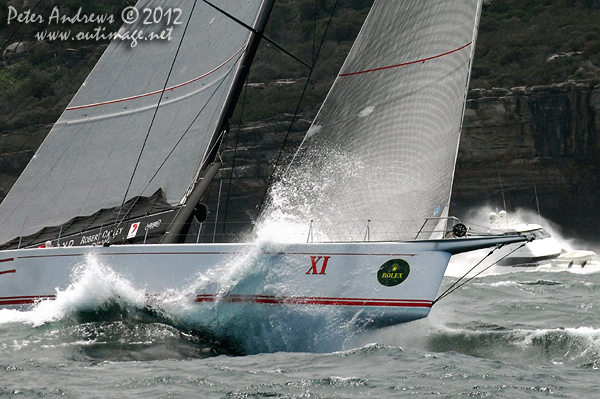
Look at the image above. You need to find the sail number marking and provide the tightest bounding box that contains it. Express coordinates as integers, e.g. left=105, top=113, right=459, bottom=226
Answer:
left=306, top=256, right=330, bottom=275
left=127, top=222, right=140, bottom=239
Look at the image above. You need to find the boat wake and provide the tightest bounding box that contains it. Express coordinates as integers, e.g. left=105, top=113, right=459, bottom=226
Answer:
left=2, top=252, right=599, bottom=363
left=0, top=256, right=214, bottom=361
left=448, top=252, right=600, bottom=278
left=146, top=241, right=371, bottom=354
left=349, top=314, right=600, bottom=368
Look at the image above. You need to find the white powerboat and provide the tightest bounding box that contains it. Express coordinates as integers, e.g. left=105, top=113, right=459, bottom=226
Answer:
left=483, top=211, right=597, bottom=272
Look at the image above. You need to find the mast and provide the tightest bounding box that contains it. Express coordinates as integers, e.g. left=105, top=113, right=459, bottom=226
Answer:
left=201, top=0, right=277, bottom=166
left=161, top=0, right=276, bottom=243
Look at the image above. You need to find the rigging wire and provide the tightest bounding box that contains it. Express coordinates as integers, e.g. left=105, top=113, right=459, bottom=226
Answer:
left=0, top=6, right=120, bottom=234
left=256, top=0, right=341, bottom=217
left=0, top=0, right=44, bottom=53
left=0, top=2, right=141, bottom=197
left=117, top=0, right=199, bottom=222
left=498, top=170, right=507, bottom=213
left=113, top=66, right=235, bottom=229
left=434, top=239, right=532, bottom=304
left=434, top=245, right=501, bottom=303
left=217, top=0, right=328, bottom=237
left=0, top=45, right=104, bottom=180
left=312, top=0, right=318, bottom=65
left=25, top=0, right=247, bottom=238
left=117, top=0, right=272, bottom=234
left=221, top=69, right=250, bottom=235
left=0, top=0, right=99, bottom=180
left=202, top=0, right=311, bottom=70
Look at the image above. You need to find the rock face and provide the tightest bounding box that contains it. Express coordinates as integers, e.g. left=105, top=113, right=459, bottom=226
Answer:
left=2, top=41, right=32, bottom=59
left=452, top=82, right=600, bottom=241
left=204, top=82, right=600, bottom=242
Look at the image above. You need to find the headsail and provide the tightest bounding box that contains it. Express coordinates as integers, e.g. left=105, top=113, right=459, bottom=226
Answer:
left=0, top=0, right=274, bottom=246
left=266, top=0, right=482, bottom=241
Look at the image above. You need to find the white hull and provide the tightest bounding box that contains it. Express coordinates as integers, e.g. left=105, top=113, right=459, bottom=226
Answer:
left=0, top=237, right=524, bottom=327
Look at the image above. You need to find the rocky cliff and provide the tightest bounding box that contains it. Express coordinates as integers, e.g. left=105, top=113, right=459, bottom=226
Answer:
left=453, top=81, right=599, bottom=241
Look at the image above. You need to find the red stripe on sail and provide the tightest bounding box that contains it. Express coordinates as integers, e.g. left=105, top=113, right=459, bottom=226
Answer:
left=339, top=41, right=472, bottom=77
left=65, top=45, right=246, bottom=111
left=0, top=269, right=15, bottom=275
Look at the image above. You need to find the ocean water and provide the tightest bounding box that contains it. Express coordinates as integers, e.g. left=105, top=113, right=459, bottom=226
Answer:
left=2, top=257, right=600, bottom=398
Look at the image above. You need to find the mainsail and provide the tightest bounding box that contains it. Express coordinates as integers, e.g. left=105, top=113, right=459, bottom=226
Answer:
left=267, top=0, right=482, bottom=241
left=0, top=0, right=274, bottom=247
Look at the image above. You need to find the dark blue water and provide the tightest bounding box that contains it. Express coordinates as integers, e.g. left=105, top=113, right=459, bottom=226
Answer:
left=2, top=256, right=600, bottom=398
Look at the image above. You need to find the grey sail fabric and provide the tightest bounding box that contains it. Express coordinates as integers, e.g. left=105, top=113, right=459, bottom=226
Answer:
left=269, top=0, right=481, bottom=241
left=0, top=0, right=270, bottom=245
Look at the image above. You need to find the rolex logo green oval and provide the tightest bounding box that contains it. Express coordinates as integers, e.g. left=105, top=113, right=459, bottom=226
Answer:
left=377, top=259, right=410, bottom=287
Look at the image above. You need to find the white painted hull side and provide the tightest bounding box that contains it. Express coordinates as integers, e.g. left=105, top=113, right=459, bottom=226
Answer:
left=0, top=241, right=452, bottom=327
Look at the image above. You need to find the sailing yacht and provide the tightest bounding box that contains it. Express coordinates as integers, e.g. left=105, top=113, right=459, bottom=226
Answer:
left=0, top=0, right=526, bottom=327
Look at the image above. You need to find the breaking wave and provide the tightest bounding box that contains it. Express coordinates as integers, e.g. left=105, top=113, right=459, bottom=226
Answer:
left=424, top=324, right=600, bottom=368
left=0, top=248, right=368, bottom=356
left=0, top=254, right=146, bottom=327
left=146, top=241, right=370, bottom=354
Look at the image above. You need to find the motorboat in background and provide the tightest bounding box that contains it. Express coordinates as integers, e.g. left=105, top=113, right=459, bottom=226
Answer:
left=484, top=210, right=597, bottom=272
left=488, top=210, right=563, bottom=267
